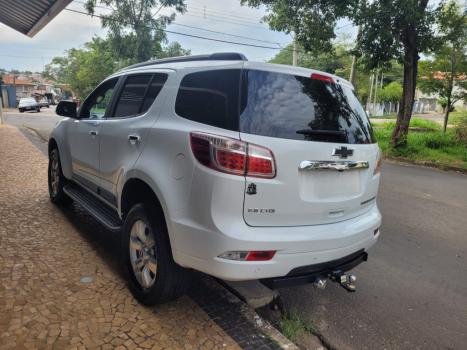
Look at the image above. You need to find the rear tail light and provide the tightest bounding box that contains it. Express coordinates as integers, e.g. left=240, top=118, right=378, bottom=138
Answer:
left=218, top=250, right=276, bottom=261
left=190, top=132, right=276, bottom=178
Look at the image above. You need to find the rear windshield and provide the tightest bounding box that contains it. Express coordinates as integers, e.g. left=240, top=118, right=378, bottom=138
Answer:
left=240, top=69, right=375, bottom=144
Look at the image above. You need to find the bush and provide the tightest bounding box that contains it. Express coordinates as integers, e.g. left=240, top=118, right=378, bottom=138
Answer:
left=454, top=117, right=467, bottom=144
left=379, top=81, right=403, bottom=103
left=423, top=133, right=454, bottom=149
left=374, top=120, right=467, bottom=169
left=409, top=118, right=441, bottom=130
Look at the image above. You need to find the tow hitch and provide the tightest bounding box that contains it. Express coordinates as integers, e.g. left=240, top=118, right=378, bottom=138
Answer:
left=261, top=250, right=367, bottom=290
left=330, top=272, right=357, bottom=292
left=313, top=272, right=357, bottom=292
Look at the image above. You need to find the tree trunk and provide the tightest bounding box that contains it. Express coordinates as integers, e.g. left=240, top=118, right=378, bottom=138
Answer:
left=443, top=98, right=451, bottom=133
left=391, top=31, right=419, bottom=147
left=443, top=51, right=456, bottom=133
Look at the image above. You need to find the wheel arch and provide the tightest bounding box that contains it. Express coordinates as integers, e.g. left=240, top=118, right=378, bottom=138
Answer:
left=120, top=177, right=165, bottom=220
left=120, top=177, right=177, bottom=258
left=48, top=137, right=58, bottom=155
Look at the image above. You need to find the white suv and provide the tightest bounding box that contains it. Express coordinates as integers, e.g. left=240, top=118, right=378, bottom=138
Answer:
left=49, top=53, right=382, bottom=305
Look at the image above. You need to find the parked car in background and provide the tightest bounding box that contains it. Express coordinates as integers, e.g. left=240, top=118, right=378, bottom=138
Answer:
left=49, top=53, right=382, bottom=305
left=39, top=98, right=50, bottom=108
left=18, top=97, right=40, bottom=113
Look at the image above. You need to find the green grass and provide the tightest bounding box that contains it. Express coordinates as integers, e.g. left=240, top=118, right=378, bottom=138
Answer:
left=374, top=119, right=467, bottom=170
left=373, top=118, right=441, bottom=130
left=279, top=313, right=315, bottom=342
left=448, top=109, right=467, bottom=125
left=369, top=114, right=397, bottom=119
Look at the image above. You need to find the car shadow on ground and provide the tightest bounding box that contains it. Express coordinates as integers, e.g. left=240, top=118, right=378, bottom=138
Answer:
left=55, top=201, right=284, bottom=349
left=57, top=202, right=126, bottom=281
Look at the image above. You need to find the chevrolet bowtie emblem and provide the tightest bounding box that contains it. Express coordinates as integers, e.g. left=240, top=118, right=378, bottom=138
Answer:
left=332, top=146, right=354, bottom=159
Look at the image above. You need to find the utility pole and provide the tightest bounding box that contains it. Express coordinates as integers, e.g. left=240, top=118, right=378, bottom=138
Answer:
left=349, top=55, right=357, bottom=85
left=292, top=35, right=298, bottom=66
left=368, top=73, right=374, bottom=113
left=13, top=74, right=16, bottom=106
left=0, top=96, right=3, bottom=125
left=373, top=70, right=379, bottom=115
left=0, top=77, right=3, bottom=124
left=349, top=25, right=362, bottom=85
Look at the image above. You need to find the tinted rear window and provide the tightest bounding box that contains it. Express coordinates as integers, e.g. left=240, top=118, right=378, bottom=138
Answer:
left=175, top=69, right=240, bottom=131
left=140, top=74, right=168, bottom=113
left=240, top=70, right=375, bottom=144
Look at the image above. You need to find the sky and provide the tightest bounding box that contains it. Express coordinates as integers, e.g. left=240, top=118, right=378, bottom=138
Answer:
left=0, top=0, right=356, bottom=72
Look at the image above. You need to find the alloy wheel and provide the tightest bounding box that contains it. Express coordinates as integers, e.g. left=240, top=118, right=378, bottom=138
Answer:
left=50, top=151, right=60, bottom=197
left=129, top=219, right=157, bottom=289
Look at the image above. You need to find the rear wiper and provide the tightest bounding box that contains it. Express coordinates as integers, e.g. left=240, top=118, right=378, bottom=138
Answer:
left=296, top=129, right=346, bottom=136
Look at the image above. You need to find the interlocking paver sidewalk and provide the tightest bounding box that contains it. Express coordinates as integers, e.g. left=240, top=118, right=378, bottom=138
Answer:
left=0, top=125, right=240, bottom=350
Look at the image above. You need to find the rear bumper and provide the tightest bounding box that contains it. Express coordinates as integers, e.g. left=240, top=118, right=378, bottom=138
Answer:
left=171, top=204, right=381, bottom=281
left=261, top=249, right=368, bottom=289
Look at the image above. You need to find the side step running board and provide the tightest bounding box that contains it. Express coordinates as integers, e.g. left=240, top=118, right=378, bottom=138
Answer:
left=63, top=184, right=122, bottom=232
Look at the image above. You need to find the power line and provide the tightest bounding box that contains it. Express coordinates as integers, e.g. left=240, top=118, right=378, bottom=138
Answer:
left=174, top=11, right=267, bottom=30
left=71, top=1, right=279, bottom=43
left=169, top=22, right=282, bottom=46
left=181, top=8, right=266, bottom=28
left=72, top=1, right=266, bottom=25
left=64, top=8, right=287, bottom=50
left=0, top=54, right=54, bottom=59
left=187, top=5, right=265, bottom=23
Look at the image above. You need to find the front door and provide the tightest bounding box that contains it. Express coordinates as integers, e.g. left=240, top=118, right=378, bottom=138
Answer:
left=98, top=72, right=169, bottom=206
left=68, top=78, right=119, bottom=191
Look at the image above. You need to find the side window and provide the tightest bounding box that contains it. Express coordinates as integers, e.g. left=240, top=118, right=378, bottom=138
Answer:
left=140, top=74, right=168, bottom=113
left=113, top=73, right=168, bottom=118
left=80, top=78, right=118, bottom=119
left=175, top=69, right=240, bottom=131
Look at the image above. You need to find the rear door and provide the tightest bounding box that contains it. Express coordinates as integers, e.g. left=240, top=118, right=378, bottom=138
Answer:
left=240, top=67, right=380, bottom=227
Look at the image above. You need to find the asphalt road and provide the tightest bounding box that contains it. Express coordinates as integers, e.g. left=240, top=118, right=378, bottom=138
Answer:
left=4, top=109, right=467, bottom=349
left=2, top=107, right=63, bottom=140
left=279, top=162, right=467, bottom=350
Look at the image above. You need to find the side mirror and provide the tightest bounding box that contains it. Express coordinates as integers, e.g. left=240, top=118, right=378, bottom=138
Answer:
left=56, top=100, right=78, bottom=118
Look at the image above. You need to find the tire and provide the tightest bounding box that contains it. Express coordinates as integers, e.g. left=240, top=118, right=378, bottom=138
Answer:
left=36, top=107, right=40, bottom=112
left=122, top=203, right=190, bottom=305
left=19, top=109, right=24, bottom=113
left=48, top=148, right=71, bottom=205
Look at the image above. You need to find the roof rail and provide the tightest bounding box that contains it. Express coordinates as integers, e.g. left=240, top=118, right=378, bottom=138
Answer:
left=122, top=52, right=248, bottom=71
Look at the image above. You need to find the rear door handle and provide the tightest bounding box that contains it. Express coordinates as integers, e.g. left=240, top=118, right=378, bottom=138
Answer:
left=89, top=130, right=98, bottom=136
left=128, top=134, right=140, bottom=144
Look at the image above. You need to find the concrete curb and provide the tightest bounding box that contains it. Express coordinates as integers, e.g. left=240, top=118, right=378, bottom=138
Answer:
left=209, top=279, right=300, bottom=350
left=384, top=156, right=467, bottom=174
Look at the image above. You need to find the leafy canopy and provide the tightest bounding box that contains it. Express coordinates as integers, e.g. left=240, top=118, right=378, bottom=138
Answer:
left=85, top=0, right=186, bottom=63
left=43, top=36, right=190, bottom=98
left=242, top=0, right=353, bottom=55
left=418, top=1, right=467, bottom=108
left=379, top=81, right=403, bottom=103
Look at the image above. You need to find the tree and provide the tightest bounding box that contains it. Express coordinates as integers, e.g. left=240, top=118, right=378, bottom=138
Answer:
left=85, top=0, right=186, bottom=64
left=242, top=0, right=438, bottom=146
left=379, top=81, right=403, bottom=103
left=43, top=35, right=190, bottom=99
left=268, top=39, right=373, bottom=103
left=418, top=1, right=467, bottom=132
left=158, top=42, right=190, bottom=59
left=44, top=37, right=118, bottom=98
